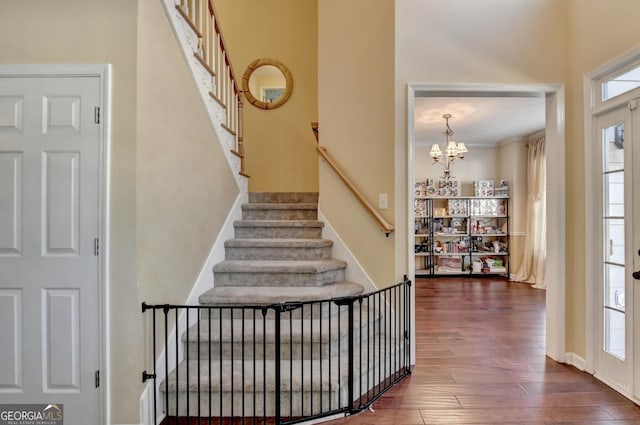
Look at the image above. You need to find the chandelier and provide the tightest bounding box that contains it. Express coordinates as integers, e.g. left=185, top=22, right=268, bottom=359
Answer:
left=429, top=113, right=468, bottom=180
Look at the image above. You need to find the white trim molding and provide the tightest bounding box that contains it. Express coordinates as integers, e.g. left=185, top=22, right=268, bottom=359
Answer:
left=159, top=0, right=247, bottom=192
left=407, top=83, right=566, bottom=363
left=583, top=43, right=640, bottom=397
left=318, top=210, right=377, bottom=294
left=565, top=352, right=587, bottom=372
left=0, top=63, right=112, bottom=425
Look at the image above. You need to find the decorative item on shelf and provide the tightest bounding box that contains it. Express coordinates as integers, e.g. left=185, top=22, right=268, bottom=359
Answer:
left=447, top=199, right=467, bottom=215
left=414, top=198, right=427, bottom=216
left=414, top=180, right=427, bottom=197
left=437, top=256, right=463, bottom=272
left=470, top=198, right=506, bottom=216
left=429, top=114, right=468, bottom=181
left=495, top=180, right=509, bottom=197
left=473, top=180, right=494, bottom=197
left=433, top=207, right=447, bottom=217
left=437, top=179, right=460, bottom=196
left=426, top=178, right=436, bottom=195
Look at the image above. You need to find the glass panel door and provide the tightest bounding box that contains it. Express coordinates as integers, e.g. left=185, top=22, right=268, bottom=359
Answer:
left=595, top=105, right=633, bottom=390
left=602, top=123, right=625, bottom=360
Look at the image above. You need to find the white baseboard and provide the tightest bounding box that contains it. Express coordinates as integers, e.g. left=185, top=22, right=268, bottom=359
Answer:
left=183, top=192, right=247, bottom=305
left=318, top=209, right=377, bottom=292
left=564, top=352, right=587, bottom=371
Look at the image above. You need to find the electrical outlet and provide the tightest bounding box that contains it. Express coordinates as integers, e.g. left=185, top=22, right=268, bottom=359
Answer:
left=378, top=193, right=388, bottom=210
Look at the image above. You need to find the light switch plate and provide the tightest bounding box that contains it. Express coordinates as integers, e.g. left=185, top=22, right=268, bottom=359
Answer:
left=379, top=193, right=388, bottom=210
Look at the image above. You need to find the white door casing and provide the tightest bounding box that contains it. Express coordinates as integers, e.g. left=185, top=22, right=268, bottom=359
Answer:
left=585, top=45, right=640, bottom=404
left=592, top=105, right=634, bottom=392
left=406, top=83, right=566, bottom=364
left=634, top=100, right=640, bottom=401
left=0, top=66, right=109, bottom=425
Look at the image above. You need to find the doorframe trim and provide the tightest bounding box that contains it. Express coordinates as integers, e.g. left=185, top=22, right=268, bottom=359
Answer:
left=0, top=64, right=111, bottom=425
left=406, top=83, right=566, bottom=362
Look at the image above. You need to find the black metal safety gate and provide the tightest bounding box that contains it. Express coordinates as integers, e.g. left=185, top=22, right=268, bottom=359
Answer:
left=142, top=278, right=411, bottom=425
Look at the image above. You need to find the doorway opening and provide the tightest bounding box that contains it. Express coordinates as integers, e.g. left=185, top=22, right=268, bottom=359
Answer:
left=407, top=83, right=566, bottom=362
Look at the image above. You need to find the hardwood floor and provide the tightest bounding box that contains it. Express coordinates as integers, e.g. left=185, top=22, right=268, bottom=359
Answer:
left=326, top=277, right=640, bottom=425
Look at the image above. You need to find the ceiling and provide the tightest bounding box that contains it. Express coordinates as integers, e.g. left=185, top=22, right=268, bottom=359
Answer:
left=414, top=96, right=546, bottom=147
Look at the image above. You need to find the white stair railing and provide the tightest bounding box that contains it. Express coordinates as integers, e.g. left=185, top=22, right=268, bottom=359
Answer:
left=162, top=0, right=249, bottom=190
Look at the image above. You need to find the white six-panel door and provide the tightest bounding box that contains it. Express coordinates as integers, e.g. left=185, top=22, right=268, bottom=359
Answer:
left=0, top=74, right=102, bottom=423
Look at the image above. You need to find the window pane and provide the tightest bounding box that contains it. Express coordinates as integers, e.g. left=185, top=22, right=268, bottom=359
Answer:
left=603, top=124, right=624, bottom=172
left=604, top=218, right=625, bottom=264
left=604, top=308, right=625, bottom=360
left=602, top=66, right=640, bottom=101
left=604, top=172, right=624, bottom=217
left=604, top=264, right=625, bottom=311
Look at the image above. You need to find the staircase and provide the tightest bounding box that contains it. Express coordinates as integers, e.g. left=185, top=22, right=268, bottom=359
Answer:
left=161, top=192, right=374, bottom=418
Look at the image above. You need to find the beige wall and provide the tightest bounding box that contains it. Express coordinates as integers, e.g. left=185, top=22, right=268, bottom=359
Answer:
left=215, top=0, right=319, bottom=192
left=414, top=145, right=499, bottom=194
left=0, top=0, right=140, bottom=421
left=317, top=0, right=567, bottom=288
left=136, top=1, right=239, bottom=422
left=497, top=139, right=528, bottom=273
left=399, top=0, right=640, bottom=360
left=394, top=0, right=569, bottom=290
left=319, top=0, right=397, bottom=287
left=136, top=0, right=238, bottom=306
left=0, top=0, right=242, bottom=422
left=565, top=0, right=640, bottom=357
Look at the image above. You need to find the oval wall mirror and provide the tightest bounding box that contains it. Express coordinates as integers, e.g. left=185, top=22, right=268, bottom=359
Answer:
left=242, top=58, right=293, bottom=110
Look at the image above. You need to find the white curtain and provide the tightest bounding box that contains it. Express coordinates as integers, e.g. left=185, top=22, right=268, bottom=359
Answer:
left=514, top=136, right=546, bottom=288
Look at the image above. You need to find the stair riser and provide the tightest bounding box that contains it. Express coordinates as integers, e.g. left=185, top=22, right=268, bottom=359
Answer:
left=214, top=269, right=345, bottom=287
left=225, top=246, right=332, bottom=261
left=184, top=328, right=380, bottom=361
left=162, top=389, right=342, bottom=417
left=242, top=209, right=318, bottom=220
left=200, top=305, right=340, bottom=320
left=161, top=359, right=400, bottom=417
left=185, top=340, right=340, bottom=361
left=234, top=226, right=323, bottom=239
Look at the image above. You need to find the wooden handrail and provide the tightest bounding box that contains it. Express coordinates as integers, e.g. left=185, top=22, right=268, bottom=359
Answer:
left=311, top=123, right=394, bottom=236
left=176, top=0, right=248, bottom=177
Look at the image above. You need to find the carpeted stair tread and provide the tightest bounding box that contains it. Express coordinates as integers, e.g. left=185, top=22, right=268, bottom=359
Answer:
left=199, top=281, right=363, bottom=305
left=213, top=259, right=346, bottom=274
left=224, top=239, right=333, bottom=248
left=233, top=220, right=324, bottom=239
left=234, top=219, right=324, bottom=228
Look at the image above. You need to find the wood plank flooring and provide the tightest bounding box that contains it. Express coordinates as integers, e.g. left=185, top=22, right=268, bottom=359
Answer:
left=325, top=277, right=640, bottom=425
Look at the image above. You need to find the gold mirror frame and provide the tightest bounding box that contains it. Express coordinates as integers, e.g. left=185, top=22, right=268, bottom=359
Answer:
left=242, top=58, right=293, bottom=110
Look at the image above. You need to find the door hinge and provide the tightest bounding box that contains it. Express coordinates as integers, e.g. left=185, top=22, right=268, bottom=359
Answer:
left=95, top=370, right=100, bottom=388
left=94, top=106, right=100, bottom=124
left=94, top=238, right=99, bottom=256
